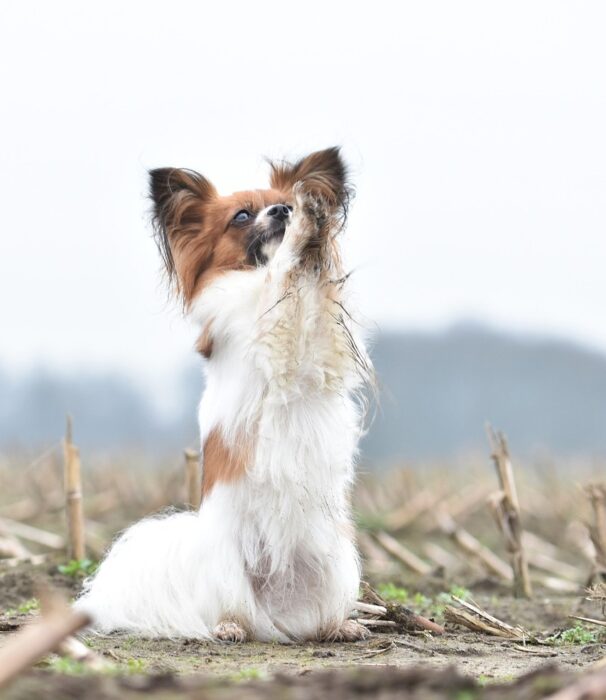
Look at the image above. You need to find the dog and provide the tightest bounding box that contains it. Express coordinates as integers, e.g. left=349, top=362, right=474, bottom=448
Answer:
left=76, top=147, right=373, bottom=643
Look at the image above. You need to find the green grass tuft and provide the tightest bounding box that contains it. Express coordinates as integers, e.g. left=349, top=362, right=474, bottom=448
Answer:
left=5, top=598, right=40, bottom=616
left=455, top=691, right=478, bottom=700
left=57, top=559, right=98, bottom=578
left=47, top=657, right=89, bottom=675
left=125, top=658, right=146, bottom=673
left=377, top=582, right=409, bottom=602
left=411, top=591, right=432, bottom=608
left=449, top=585, right=472, bottom=600
left=555, top=625, right=600, bottom=645
left=231, top=667, right=264, bottom=682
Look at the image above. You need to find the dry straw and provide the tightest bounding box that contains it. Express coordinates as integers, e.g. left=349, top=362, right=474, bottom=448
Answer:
left=184, top=448, right=201, bottom=510
left=63, top=416, right=85, bottom=561
left=487, top=425, right=532, bottom=598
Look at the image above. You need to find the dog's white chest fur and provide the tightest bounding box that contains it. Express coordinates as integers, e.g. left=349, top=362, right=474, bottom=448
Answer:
left=196, top=270, right=362, bottom=578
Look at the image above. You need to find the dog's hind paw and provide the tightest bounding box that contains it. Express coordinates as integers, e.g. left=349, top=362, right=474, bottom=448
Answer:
left=322, top=620, right=370, bottom=642
left=213, top=620, right=248, bottom=643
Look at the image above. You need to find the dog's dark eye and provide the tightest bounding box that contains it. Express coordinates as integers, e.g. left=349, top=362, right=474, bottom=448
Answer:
left=233, top=210, right=252, bottom=224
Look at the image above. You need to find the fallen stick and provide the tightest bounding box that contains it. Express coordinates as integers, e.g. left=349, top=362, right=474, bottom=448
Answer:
left=453, top=595, right=520, bottom=629
left=353, top=601, right=387, bottom=616
left=372, top=531, right=433, bottom=576
left=444, top=606, right=520, bottom=638
left=0, top=517, right=64, bottom=550
left=487, top=426, right=532, bottom=598
left=360, top=603, right=445, bottom=635
left=568, top=615, right=606, bottom=629
left=444, top=595, right=528, bottom=640
left=357, top=582, right=445, bottom=635
left=357, top=619, right=398, bottom=628
left=63, top=416, right=85, bottom=560
left=393, top=639, right=441, bottom=655
left=359, top=580, right=388, bottom=607
left=513, top=645, right=558, bottom=656
left=436, top=508, right=513, bottom=581
left=387, top=606, right=445, bottom=635
left=0, top=587, right=91, bottom=689
left=356, top=640, right=396, bottom=659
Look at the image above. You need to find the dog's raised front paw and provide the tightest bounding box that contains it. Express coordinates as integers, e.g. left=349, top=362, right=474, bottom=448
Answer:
left=293, top=181, right=331, bottom=230
left=323, top=620, right=371, bottom=642
left=213, top=620, right=248, bottom=643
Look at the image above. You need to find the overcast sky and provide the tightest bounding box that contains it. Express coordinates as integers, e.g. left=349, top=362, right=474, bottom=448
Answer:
left=1, top=1, right=605, bottom=400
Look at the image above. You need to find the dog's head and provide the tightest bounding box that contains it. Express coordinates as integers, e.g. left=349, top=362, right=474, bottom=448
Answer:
left=149, top=147, right=349, bottom=307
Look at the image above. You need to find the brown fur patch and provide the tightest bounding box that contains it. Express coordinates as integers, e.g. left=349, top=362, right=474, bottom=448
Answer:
left=195, top=323, right=214, bottom=358
left=201, top=428, right=249, bottom=498
left=184, top=189, right=290, bottom=303
left=151, top=180, right=292, bottom=306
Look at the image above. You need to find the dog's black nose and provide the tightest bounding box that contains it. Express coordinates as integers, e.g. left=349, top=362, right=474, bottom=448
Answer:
left=267, top=204, right=291, bottom=221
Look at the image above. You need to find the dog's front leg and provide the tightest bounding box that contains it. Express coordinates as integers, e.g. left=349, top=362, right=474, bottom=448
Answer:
left=254, top=186, right=337, bottom=384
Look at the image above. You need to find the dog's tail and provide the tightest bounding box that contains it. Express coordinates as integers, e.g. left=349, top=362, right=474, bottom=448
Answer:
left=75, top=510, right=212, bottom=639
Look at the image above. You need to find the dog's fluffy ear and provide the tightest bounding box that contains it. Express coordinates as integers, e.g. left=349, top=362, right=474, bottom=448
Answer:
left=269, top=147, right=351, bottom=212
left=149, top=168, right=217, bottom=289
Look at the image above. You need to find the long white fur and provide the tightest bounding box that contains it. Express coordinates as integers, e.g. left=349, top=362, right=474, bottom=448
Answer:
left=76, top=199, right=370, bottom=642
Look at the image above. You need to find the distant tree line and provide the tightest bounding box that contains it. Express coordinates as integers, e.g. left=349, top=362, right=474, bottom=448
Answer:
left=2, top=324, right=606, bottom=462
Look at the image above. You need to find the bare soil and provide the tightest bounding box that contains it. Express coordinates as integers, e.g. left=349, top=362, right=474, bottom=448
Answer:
left=1, top=558, right=605, bottom=699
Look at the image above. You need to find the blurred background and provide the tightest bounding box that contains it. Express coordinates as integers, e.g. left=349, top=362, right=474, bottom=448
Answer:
left=1, top=1, right=605, bottom=464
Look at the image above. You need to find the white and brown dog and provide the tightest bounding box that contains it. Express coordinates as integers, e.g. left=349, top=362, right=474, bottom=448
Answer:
left=77, top=148, right=373, bottom=643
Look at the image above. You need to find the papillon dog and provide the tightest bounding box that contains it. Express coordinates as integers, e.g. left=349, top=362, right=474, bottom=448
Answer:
left=77, top=147, right=373, bottom=642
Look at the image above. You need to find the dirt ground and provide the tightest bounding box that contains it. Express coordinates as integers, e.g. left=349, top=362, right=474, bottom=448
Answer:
left=1, top=557, right=605, bottom=699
